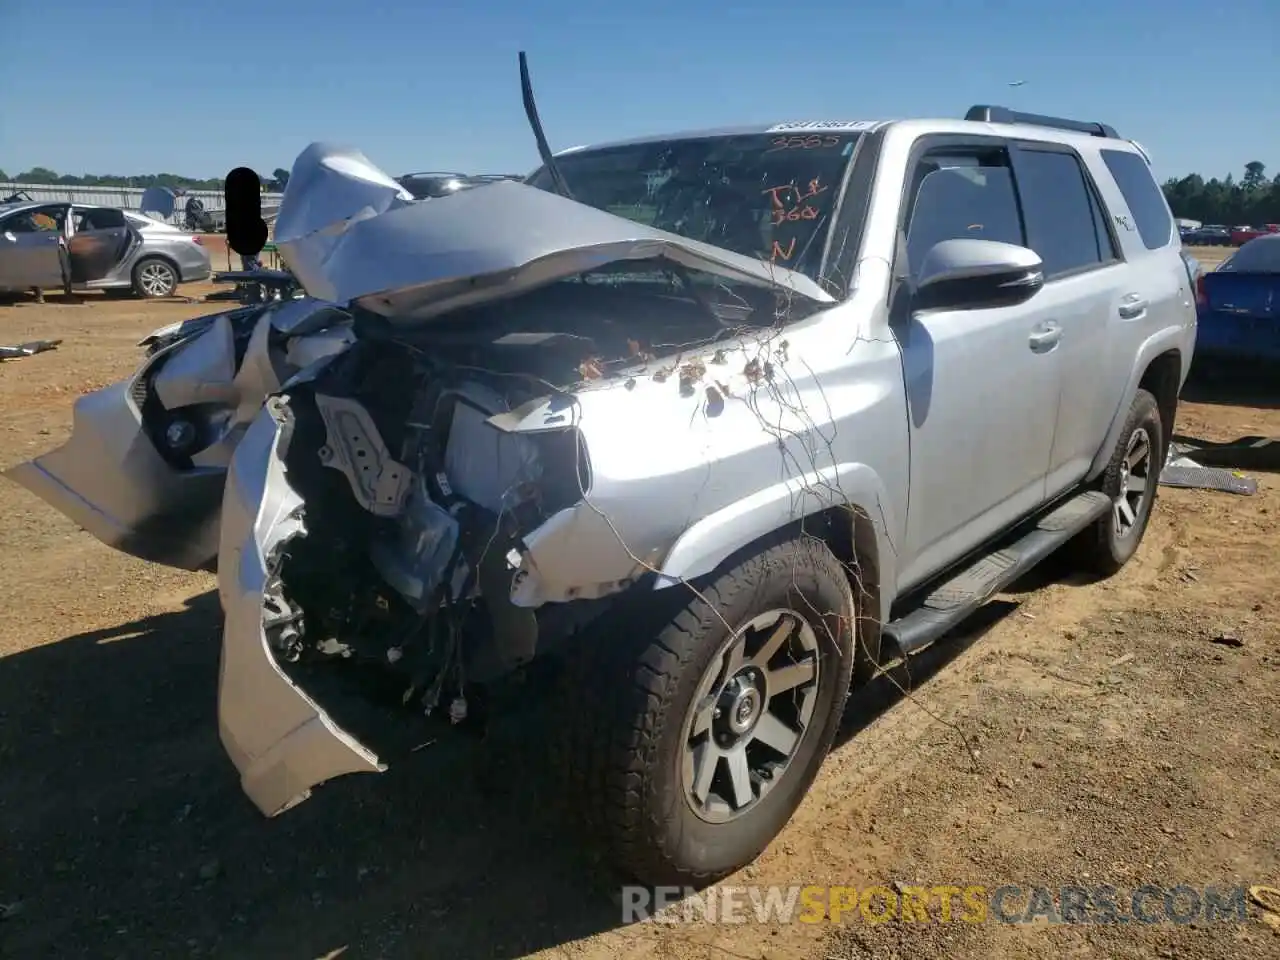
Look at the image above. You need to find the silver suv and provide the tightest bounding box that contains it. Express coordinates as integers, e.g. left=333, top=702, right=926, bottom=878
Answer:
left=7, top=106, right=1197, bottom=886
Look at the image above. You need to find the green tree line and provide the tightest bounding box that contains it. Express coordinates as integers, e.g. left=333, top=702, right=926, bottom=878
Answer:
left=0, top=167, right=294, bottom=192
left=1163, top=161, right=1280, bottom=225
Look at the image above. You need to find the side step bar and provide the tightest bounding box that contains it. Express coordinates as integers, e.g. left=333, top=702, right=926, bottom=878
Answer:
left=882, top=490, right=1111, bottom=658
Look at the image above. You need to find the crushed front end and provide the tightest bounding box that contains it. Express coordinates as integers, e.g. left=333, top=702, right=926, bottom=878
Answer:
left=214, top=138, right=840, bottom=813
left=216, top=323, right=612, bottom=814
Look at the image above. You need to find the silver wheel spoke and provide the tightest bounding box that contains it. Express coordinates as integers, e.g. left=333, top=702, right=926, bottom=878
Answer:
left=748, top=616, right=794, bottom=670
left=752, top=712, right=799, bottom=755
left=690, top=696, right=716, bottom=739
left=1127, top=437, right=1149, bottom=469
left=721, top=635, right=747, bottom=678
left=766, top=659, right=816, bottom=695
left=726, top=748, right=753, bottom=809
left=1118, top=497, right=1136, bottom=527
left=690, top=742, right=720, bottom=805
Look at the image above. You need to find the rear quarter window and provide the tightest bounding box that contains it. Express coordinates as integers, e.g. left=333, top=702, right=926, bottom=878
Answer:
left=1100, top=148, right=1175, bottom=251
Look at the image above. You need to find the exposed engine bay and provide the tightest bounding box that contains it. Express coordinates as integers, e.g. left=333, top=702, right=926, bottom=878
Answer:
left=257, top=267, right=792, bottom=741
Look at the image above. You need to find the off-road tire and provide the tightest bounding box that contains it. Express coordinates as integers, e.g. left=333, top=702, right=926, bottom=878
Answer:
left=556, top=534, right=858, bottom=887
left=1070, top=388, right=1164, bottom=576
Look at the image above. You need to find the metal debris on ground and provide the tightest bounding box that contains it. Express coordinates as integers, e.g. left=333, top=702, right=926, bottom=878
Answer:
left=0, top=339, right=62, bottom=361
left=1159, top=442, right=1259, bottom=496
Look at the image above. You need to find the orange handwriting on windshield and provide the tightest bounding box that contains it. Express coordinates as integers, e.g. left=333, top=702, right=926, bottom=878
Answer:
left=763, top=177, right=828, bottom=226
left=770, top=238, right=797, bottom=262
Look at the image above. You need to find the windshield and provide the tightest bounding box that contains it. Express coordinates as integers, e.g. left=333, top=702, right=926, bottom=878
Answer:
left=526, top=133, right=862, bottom=282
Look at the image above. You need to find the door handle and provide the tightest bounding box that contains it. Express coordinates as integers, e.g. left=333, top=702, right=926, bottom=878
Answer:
left=1028, top=321, right=1062, bottom=352
left=1118, top=294, right=1148, bottom=319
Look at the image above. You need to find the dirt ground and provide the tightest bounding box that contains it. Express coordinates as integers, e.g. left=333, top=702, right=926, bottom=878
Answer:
left=1, top=251, right=1277, bottom=959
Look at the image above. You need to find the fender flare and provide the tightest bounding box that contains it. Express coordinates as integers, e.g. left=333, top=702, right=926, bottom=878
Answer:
left=653, top=461, right=899, bottom=623
left=1088, top=324, right=1188, bottom=480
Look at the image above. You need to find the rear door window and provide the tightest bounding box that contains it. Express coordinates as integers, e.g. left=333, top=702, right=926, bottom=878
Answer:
left=1012, top=147, right=1116, bottom=279
left=1101, top=149, right=1175, bottom=250
left=77, top=207, right=128, bottom=231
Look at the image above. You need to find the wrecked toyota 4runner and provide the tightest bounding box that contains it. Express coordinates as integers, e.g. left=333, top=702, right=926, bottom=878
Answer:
left=8, top=103, right=1197, bottom=886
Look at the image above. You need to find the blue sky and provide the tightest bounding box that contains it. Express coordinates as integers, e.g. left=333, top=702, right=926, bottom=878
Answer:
left=2, top=0, right=1276, bottom=183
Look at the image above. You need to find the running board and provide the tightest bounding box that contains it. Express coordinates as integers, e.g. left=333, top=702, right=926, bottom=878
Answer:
left=882, top=490, right=1111, bottom=658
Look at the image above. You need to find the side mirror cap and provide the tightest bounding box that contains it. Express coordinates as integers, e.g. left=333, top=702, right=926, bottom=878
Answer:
left=914, top=238, right=1045, bottom=311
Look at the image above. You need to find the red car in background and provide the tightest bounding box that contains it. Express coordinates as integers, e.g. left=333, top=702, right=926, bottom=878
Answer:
left=1230, top=224, right=1280, bottom=245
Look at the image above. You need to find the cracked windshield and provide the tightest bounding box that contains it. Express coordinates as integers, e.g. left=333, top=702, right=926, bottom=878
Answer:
left=527, top=133, right=860, bottom=280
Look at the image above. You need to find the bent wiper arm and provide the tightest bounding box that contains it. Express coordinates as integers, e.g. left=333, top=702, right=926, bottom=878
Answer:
left=519, top=51, right=573, bottom=200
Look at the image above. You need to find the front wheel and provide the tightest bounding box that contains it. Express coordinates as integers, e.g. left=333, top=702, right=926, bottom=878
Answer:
left=1070, top=388, right=1164, bottom=576
left=561, top=535, right=859, bottom=887
left=132, top=257, right=178, bottom=299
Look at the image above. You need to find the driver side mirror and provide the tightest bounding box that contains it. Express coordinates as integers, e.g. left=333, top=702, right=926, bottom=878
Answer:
left=912, top=238, right=1044, bottom=311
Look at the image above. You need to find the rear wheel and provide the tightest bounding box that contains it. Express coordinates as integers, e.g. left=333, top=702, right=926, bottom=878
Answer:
left=1070, top=388, right=1163, bottom=576
left=559, top=535, right=859, bottom=886
left=132, top=257, right=178, bottom=299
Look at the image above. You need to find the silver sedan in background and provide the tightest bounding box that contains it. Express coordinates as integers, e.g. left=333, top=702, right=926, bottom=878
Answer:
left=0, top=200, right=212, bottom=299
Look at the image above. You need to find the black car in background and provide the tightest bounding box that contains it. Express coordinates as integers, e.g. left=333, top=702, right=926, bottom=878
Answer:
left=1182, top=224, right=1233, bottom=246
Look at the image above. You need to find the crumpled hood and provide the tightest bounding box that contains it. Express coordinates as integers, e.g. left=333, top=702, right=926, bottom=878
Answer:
left=273, top=142, right=835, bottom=323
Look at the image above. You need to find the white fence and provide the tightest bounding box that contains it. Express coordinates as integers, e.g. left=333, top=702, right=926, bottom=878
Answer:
left=1, top=182, right=286, bottom=227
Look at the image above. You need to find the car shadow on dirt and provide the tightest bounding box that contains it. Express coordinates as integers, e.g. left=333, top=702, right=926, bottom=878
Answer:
left=0, top=588, right=1020, bottom=960
left=1183, top=364, right=1280, bottom=411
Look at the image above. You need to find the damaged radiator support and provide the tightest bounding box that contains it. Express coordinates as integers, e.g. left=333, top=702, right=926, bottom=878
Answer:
left=308, top=382, right=545, bottom=692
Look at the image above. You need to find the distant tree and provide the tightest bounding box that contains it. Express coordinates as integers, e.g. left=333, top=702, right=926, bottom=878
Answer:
left=4, top=166, right=224, bottom=190
left=272, top=168, right=291, bottom=191
left=17, top=167, right=60, bottom=183
left=1242, top=161, right=1267, bottom=191
left=1162, top=161, right=1280, bottom=226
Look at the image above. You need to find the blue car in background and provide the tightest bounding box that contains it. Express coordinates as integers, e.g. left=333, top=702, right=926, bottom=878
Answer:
left=1195, top=234, right=1280, bottom=363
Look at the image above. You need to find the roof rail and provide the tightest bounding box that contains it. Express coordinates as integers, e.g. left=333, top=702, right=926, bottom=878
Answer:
left=965, top=105, right=1119, bottom=140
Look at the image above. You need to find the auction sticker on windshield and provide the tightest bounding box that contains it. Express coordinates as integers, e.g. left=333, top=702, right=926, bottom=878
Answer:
left=767, top=121, right=879, bottom=132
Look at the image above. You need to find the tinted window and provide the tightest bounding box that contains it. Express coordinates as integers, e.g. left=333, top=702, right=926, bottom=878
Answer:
left=1015, top=149, right=1109, bottom=278
left=1101, top=149, right=1174, bottom=250
left=528, top=133, right=862, bottom=281
left=77, top=207, right=127, bottom=230
left=905, top=152, right=1023, bottom=281
left=1220, top=236, right=1280, bottom=273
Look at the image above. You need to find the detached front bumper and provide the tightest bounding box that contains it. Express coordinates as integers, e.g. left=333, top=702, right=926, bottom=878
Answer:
left=4, top=377, right=226, bottom=571
left=217, top=400, right=383, bottom=816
